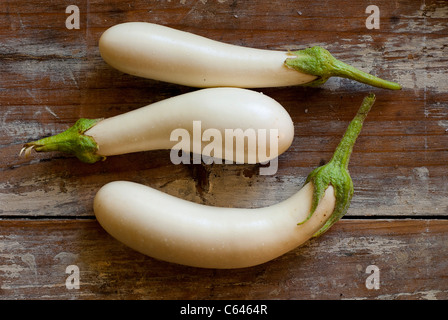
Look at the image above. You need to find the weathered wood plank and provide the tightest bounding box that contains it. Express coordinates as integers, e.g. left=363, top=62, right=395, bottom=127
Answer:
left=0, top=219, right=447, bottom=300
left=2, top=153, right=447, bottom=217
left=1, top=2, right=446, bottom=216
left=0, top=0, right=447, bottom=300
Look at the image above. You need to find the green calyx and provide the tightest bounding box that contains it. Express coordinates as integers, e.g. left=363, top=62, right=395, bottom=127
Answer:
left=285, top=46, right=402, bottom=90
left=300, top=93, right=376, bottom=237
left=21, top=118, right=104, bottom=164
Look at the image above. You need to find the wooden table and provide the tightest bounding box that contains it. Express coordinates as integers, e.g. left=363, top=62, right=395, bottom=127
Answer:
left=1, top=0, right=447, bottom=300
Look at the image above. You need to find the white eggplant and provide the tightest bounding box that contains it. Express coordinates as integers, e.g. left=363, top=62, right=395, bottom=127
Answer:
left=21, top=88, right=293, bottom=165
left=99, top=22, right=401, bottom=90
left=93, top=94, right=376, bottom=269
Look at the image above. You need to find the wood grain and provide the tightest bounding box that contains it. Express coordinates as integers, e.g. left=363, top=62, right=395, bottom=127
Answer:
left=1, top=0, right=447, bottom=300
left=1, top=219, right=447, bottom=300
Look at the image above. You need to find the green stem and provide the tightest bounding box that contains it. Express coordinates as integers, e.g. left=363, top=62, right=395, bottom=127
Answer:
left=285, top=46, right=402, bottom=90
left=330, top=93, right=375, bottom=169
left=301, top=93, right=376, bottom=237
left=21, top=118, right=104, bottom=163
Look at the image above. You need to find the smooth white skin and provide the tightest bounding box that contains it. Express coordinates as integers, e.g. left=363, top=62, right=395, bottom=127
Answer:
left=85, top=88, right=294, bottom=163
left=94, top=181, right=335, bottom=269
left=99, top=22, right=317, bottom=88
